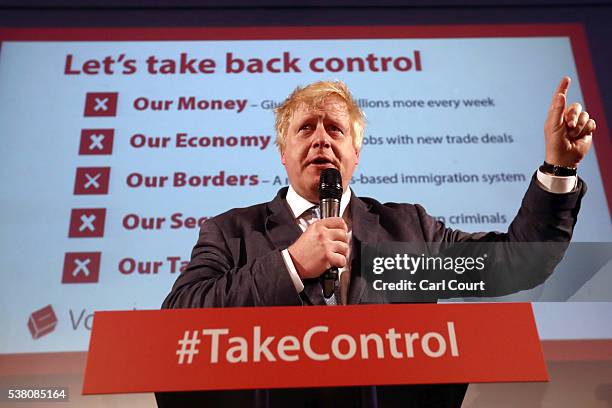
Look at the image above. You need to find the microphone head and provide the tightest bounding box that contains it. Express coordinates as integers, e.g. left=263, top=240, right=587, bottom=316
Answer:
left=319, top=168, right=343, bottom=201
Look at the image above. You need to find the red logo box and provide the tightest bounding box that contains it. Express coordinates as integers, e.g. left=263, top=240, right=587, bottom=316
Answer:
left=62, top=252, right=101, bottom=284
left=27, top=305, right=58, bottom=339
left=79, top=129, right=114, bottom=155
left=68, top=208, right=107, bottom=238
left=84, top=92, right=118, bottom=117
left=74, top=167, right=111, bottom=195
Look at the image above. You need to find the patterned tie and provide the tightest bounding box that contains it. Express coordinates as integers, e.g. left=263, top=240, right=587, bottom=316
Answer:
left=310, top=205, right=321, bottom=220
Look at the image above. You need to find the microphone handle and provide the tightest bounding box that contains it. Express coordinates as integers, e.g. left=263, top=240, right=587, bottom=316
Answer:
left=320, top=198, right=340, bottom=219
left=320, top=198, right=341, bottom=299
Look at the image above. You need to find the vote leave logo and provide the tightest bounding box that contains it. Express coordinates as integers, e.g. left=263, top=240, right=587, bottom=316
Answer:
left=27, top=305, right=58, bottom=339
left=84, top=92, right=118, bottom=117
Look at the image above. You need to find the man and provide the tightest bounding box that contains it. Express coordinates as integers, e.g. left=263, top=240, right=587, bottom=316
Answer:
left=157, top=78, right=595, bottom=407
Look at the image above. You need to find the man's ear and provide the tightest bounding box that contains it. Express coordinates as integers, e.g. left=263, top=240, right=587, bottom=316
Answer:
left=355, top=147, right=360, bottom=166
left=280, top=149, right=286, bottom=166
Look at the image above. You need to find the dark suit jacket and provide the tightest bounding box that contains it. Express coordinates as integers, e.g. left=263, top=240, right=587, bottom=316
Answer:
left=157, top=175, right=585, bottom=407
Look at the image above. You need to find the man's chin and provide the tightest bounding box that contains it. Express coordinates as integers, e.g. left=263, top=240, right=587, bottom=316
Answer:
left=302, top=179, right=322, bottom=202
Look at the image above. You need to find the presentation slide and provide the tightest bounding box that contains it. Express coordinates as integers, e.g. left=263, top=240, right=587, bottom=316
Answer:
left=0, top=26, right=610, bottom=357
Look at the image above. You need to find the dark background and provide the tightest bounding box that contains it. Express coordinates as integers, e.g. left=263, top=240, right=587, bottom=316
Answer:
left=1, top=0, right=611, bottom=148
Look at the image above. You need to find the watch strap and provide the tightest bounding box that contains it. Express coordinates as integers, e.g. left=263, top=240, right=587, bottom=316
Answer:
left=539, top=161, right=577, bottom=177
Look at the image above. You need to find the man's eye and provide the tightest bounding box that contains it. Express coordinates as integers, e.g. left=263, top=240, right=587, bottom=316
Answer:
left=300, top=124, right=313, bottom=131
left=328, top=125, right=343, bottom=133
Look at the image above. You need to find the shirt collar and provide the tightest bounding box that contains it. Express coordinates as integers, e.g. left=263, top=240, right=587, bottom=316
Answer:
left=286, top=184, right=352, bottom=219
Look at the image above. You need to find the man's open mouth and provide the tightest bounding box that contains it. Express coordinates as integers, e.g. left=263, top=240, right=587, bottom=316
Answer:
left=308, top=157, right=337, bottom=168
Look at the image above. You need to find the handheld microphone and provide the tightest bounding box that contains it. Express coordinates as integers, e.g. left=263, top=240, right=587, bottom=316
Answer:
left=319, top=168, right=343, bottom=299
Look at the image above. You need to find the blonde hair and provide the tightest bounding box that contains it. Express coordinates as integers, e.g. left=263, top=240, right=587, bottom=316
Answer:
left=274, top=80, right=365, bottom=152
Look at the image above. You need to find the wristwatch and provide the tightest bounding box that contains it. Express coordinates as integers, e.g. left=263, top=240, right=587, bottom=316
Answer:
left=539, top=161, right=577, bottom=177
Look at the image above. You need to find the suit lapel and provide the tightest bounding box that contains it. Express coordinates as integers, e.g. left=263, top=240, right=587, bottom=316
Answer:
left=264, top=188, right=323, bottom=305
left=348, top=194, right=381, bottom=305
left=264, top=188, right=301, bottom=249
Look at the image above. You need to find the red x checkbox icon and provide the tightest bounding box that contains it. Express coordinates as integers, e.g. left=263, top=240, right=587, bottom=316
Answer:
left=79, top=129, right=114, bottom=155
left=74, top=167, right=111, bottom=195
left=68, top=208, right=106, bottom=238
left=84, top=92, right=118, bottom=117
left=27, top=305, right=58, bottom=339
left=62, top=252, right=101, bottom=284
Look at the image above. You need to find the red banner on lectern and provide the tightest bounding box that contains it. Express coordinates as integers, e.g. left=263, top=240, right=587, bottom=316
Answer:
left=83, top=303, right=547, bottom=394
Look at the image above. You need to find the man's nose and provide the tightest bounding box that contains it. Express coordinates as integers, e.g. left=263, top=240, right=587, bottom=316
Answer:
left=312, top=124, right=331, bottom=149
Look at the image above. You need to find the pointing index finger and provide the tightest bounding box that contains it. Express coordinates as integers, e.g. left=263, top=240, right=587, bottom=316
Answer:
left=547, top=76, right=571, bottom=125
left=554, top=76, right=571, bottom=97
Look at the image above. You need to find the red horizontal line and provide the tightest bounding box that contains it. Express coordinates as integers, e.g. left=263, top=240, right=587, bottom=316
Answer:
left=0, top=24, right=581, bottom=41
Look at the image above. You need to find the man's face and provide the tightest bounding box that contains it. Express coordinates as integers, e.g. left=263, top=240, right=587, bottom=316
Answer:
left=281, top=97, right=360, bottom=203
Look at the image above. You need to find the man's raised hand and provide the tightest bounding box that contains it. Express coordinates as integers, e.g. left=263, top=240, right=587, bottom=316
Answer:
left=544, top=76, right=596, bottom=168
